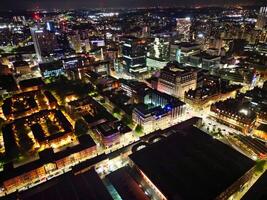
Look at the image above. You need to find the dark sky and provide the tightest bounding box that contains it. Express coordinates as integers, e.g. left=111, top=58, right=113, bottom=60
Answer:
left=0, top=0, right=264, bottom=10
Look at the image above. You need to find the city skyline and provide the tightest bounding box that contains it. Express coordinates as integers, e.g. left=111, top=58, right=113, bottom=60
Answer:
left=0, top=0, right=265, bottom=10
left=0, top=3, right=267, bottom=200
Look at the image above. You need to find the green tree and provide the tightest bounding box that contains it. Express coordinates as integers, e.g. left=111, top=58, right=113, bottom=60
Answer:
left=0, top=118, right=5, bottom=128
left=46, top=119, right=60, bottom=135
left=255, top=160, right=266, bottom=173
left=112, top=107, right=121, bottom=115
left=16, top=125, right=34, bottom=154
left=135, top=124, right=143, bottom=135
left=122, top=115, right=133, bottom=126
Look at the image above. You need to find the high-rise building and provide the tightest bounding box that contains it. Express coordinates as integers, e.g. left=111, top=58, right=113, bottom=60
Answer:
left=68, top=33, right=82, bottom=53
left=146, top=37, right=170, bottom=70
left=121, top=37, right=147, bottom=74
left=46, top=21, right=56, bottom=32
left=176, top=17, right=191, bottom=42
left=31, top=27, right=59, bottom=62
left=147, top=38, right=169, bottom=60
left=256, top=7, right=267, bottom=30
left=170, top=42, right=201, bottom=63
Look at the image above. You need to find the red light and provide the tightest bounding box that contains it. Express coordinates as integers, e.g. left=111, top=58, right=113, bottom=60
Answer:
left=33, top=13, right=40, bottom=21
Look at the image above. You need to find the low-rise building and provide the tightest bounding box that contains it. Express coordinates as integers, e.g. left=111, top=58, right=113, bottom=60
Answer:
left=93, top=121, right=131, bottom=148
left=132, top=89, right=186, bottom=132
left=39, top=60, right=64, bottom=78
left=13, top=61, right=31, bottom=75
left=185, top=77, right=242, bottom=110
left=129, top=125, right=255, bottom=200
left=211, top=98, right=257, bottom=133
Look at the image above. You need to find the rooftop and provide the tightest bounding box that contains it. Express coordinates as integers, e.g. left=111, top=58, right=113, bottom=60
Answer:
left=130, top=126, right=255, bottom=200
left=19, top=78, right=44, bottom=90
left=107, top=167, right=150, bottom=200
left=2, top=168, right=113, bottom=200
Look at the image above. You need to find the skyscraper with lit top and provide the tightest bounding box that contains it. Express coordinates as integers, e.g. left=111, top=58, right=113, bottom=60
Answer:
left=176, top=17, right=191, bottom=42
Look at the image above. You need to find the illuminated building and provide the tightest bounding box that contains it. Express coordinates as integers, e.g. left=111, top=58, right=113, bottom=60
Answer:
left=129, top=125, right=255, bottom=200
left=157, top=63, right=197, bottom=99
left=210, top=98, right=257, bottom=133
left=13, top=61, right=31, bottom=75
left=256, top=7, right=267, bottom=30
left=170, top=42, right=200, bottom=63
left=93, top=121, right=131, bottom=148
left=4, top=168, right=113, bottom=200
left=44, top=91, right=58, bottom=109
left=0, top=64, right=12, bottom=76
left=46, top=21, right=56, bottom=32
left=2, top=90, right=42, bottom=120
left=132, top=89, right=186, bottom=132
left=121, top=36, right=147, bottom=74
left=176, top=17, right=191, bottom=42
left=39, top=60, right=64, bottom=78
left=120, top=79, right=148, bottom=103
left=68, top=33, right=82, bottom=53
left=253, top=124, right=267, bottom=141
left=107, top=167, right=150, bottom=200
left=66, top=96, right=97, bottom=116
left=240, top=86, right=267, bottom=124
left=93, top=122, right=120, bottom=148
left=18, top=78, right=44, bottom=92
left=188, top=52, right=221, bottom=69
left=30, top=27, right=59, bottom=62
left=185, top=78, right=242, bottom=110
left=0, top=134, right=97, bottom=193
left=146, top=37, right=169, bottom=70
left=77, top=60, right=111, bottom=78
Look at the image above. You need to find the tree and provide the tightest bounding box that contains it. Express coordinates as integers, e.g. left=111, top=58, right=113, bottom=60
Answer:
left=16, top=125, right=34, bottom=154
left=100, top=98, right=105, bottom=104
left=46, top=118, right=60, bottom=135
left=122, top=115, right=133, bottom=126
left=255, top=160, right=266, bottom=173
left=112, top=107, right=121, bottom=115
left=0, top=118, right=5, bottom=128
left=135, top=124, right=143, bottom=135
left=75, top=119, right=88, bottom=136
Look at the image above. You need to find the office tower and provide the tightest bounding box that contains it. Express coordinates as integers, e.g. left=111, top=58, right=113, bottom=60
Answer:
left=31, top=27, right=59, bottom=62
left=256, top=7, right=267, bottom=30
left=146, top=37, right=170, bottom=70
left=68, top=33, right=82, bottom=53
left=46, top=21, right=56, bottom=32
left=147, top=37, right=169, bottom=61
left=122, top=37, right=147, bottom=74
left=170, top=42, right=200, bottom=63
left=176, top=17, right=191, bottom=42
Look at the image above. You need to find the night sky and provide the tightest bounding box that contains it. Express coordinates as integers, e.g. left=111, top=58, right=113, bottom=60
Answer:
left=0, top=0, right=264, bottom=10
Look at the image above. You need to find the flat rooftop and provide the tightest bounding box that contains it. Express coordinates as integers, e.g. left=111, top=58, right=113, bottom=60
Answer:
left=107, top=167, right=150, bottom=200
left=2, top=168, right=113, bottom=200
left=130, top=126, right=255, bottom=200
